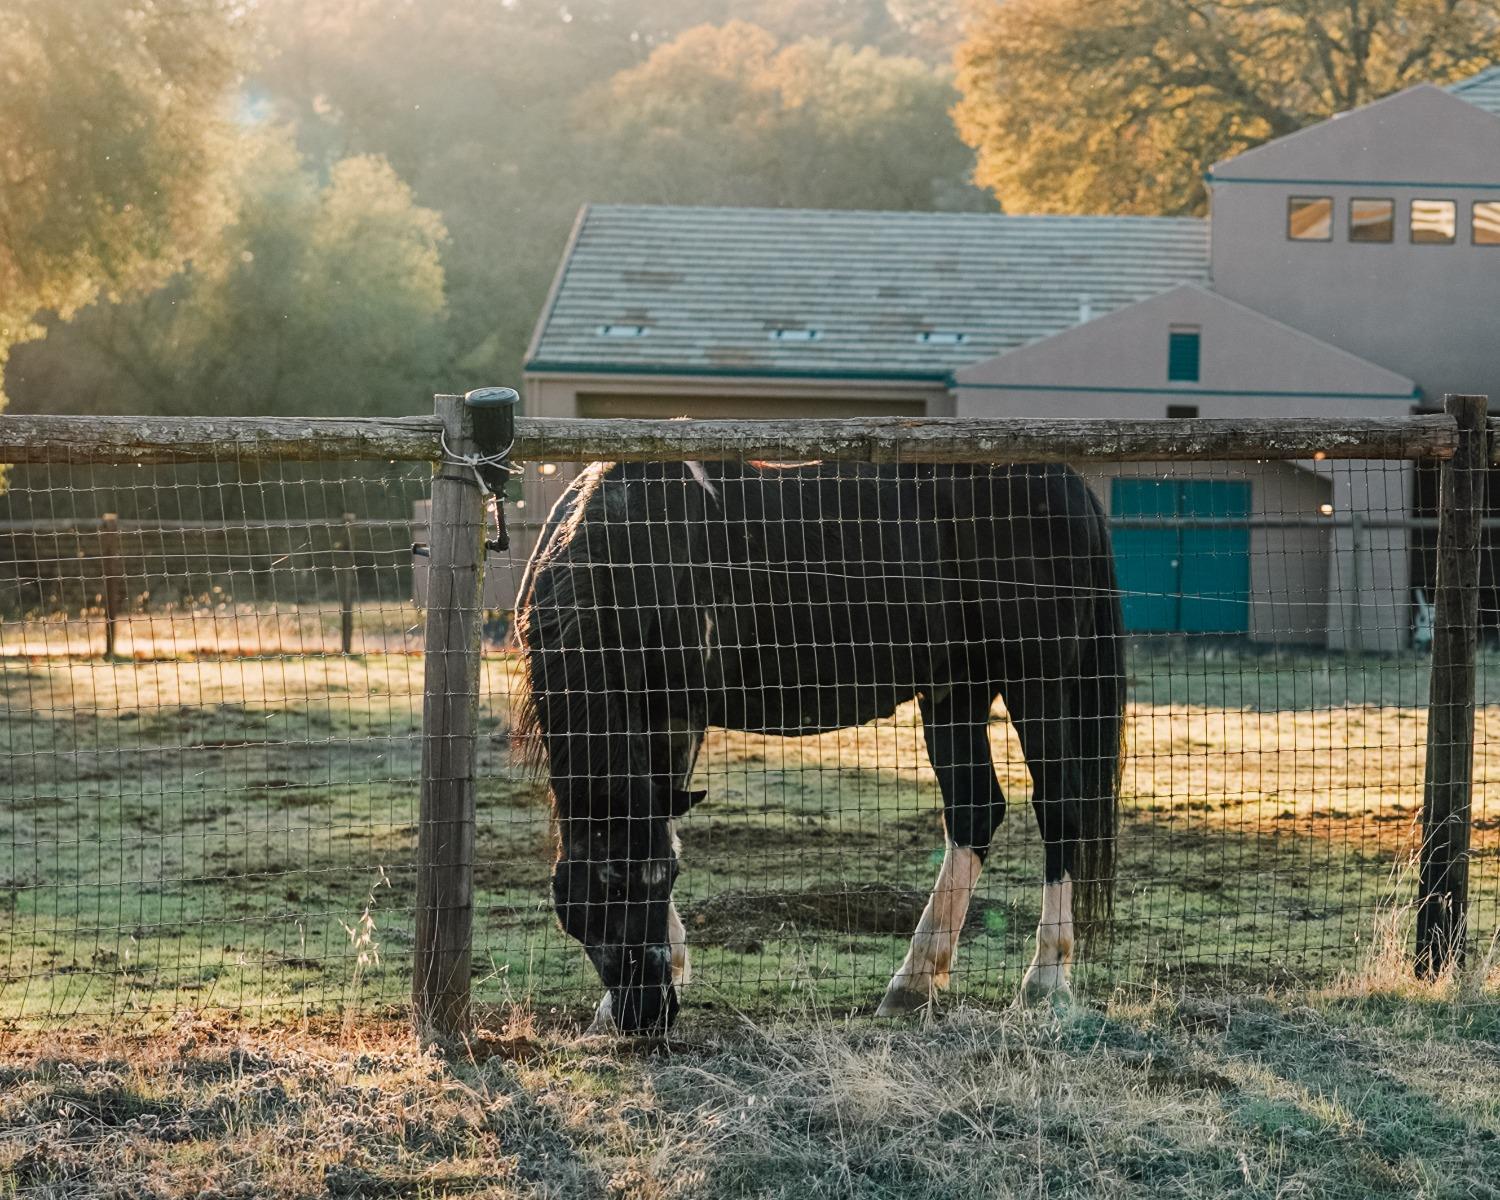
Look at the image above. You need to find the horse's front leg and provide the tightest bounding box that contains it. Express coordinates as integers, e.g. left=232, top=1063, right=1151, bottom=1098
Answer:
left=1013, top=679, right=1078, bottom=1006
left=667, top=897, right=691, bottom=985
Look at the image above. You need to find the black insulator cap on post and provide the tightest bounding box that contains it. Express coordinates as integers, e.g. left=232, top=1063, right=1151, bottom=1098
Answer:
left=464, top=387, right=519, bottom=496
left=465, top=387, right=519, bottom=457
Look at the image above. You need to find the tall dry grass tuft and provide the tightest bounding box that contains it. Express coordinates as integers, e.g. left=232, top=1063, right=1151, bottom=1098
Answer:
left=1324, top=848, right=1499, bottom=1006
left=339, top=866, right=390, bottom=1036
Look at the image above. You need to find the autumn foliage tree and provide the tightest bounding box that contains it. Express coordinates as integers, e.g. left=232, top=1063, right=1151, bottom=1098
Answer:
left=0, top=0, right=243, bottom=398
left=578, top=21, right=989, bottom=212
left=954, top=0, right=1500, bottom=215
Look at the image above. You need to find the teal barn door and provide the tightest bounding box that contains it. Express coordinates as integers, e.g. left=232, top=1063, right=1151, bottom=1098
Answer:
left=1177, top=480, right=1251, bottom=633
left=1111, top=479, right=1181, bottom=632
left=1110, top=478, right=1252, bottom=635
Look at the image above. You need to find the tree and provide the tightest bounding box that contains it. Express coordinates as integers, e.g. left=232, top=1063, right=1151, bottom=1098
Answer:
left=0, top=0, right=242, bottom=398
left=248, top=0, right=675, bottom=395
left=9, top=0, right=987, bottom=416
left=7, top=129, right=449, bottom=418
left=576, top=21, right=993, bottom=212
left=247, top=1, right=985, bottom=397
left=954, top=0, right=1500, bottom=216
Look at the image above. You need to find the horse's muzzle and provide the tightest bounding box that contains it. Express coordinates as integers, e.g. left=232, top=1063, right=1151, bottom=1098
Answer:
left=588, top=943, right=678, bottom=1034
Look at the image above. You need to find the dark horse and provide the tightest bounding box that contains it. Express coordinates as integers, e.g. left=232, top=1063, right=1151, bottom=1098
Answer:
left=513, top=459, right=1125, bottom=1033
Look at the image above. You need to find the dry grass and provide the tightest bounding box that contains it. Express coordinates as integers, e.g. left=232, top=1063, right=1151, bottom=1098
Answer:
left=2, top=979, right=1497, bottom=1199
left=0, top=603, right=427, bottom=660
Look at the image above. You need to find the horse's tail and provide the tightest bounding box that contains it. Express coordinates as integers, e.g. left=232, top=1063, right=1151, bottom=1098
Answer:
left=1072, top=502, right=1127, bottom=947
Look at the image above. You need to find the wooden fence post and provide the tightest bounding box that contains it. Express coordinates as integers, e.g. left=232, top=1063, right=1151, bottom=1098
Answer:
left=100, top=513, right=125, bottom=660
left=339, top=512, right=356, bottom=655
left=1416, top=393, right=1488, bottom=978
left=413, top=395, right=485, bottom=1040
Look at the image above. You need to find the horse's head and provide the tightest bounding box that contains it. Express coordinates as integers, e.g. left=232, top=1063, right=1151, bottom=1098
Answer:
left=551, top=786, right=704, bottom=1033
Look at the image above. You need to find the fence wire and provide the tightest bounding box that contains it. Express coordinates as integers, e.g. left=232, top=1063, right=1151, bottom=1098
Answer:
left=1, top=456, right=433, bottom=1022
left=1, top=444, right=1495, bottom=1027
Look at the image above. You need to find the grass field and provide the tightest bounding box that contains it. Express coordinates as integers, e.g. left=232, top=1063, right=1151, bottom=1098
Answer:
left=4, top=623, right=1500, bottom=1197
left=2, top=622, right=1497, bottom=1026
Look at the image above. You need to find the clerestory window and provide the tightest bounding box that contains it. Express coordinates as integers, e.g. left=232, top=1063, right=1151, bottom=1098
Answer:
left=1287, top=196, right=1332, bottom=240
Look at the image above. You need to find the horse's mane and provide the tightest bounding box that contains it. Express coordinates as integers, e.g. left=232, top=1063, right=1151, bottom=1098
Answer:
left=508, top=463, right=615, bottom=786
left=510, top=461, right=712, bottom=818
left=506, top=663, right=546, bottom=781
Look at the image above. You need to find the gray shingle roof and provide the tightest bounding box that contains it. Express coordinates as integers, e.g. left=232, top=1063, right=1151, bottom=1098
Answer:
left=526, top=205, right=1208, bottom=380
left=1449, top=65, right=1500, bottom=117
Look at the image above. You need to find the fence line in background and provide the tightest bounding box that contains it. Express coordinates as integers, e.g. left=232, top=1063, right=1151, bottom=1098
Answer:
left=0, top=503, right=1463, bottom=663
left=1, top=511, right=410, bottom=658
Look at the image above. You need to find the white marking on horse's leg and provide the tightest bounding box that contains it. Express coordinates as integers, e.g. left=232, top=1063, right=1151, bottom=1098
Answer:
left=586, top=990, right=613, bottom=1034
left=685, top=460, right=719, bottom=501
left=877, top=842, right=983, bottom=1016
left=667, top=900, right=691, bottom=985
left=1021, top=874, right=1075, bottom=1006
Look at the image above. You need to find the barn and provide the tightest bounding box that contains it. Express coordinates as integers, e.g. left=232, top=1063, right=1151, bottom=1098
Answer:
left=523, top=80, right=1500, bottom=650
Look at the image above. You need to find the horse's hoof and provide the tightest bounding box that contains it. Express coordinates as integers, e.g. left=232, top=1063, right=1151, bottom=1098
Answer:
left=875, top=985, right=933, bottom=1018
left=1020, top=968, right=1073, bottom=1010
left=585, top=991, right=614, bottom=1034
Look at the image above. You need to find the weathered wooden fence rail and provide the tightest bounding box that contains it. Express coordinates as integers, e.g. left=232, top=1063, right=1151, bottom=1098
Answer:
left=0, top=398, right=1487, bottom=1038
left=0, top=409, right=1473, bottom=464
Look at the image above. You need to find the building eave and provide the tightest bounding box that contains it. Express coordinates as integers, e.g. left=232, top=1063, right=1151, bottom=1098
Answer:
left=523, top=360, right=955, bottom=385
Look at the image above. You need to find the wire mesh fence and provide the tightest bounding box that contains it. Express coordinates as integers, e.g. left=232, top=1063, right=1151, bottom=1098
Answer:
left=0, top=455, right=437, bottom=1022
left=0, top=407, right=1493, bottom=1031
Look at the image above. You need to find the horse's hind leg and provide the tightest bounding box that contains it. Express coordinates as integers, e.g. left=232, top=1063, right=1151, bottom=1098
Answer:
left=1009, top=675, right=1080, bottom=1006
left=877, top=686, right=1004, bottom=1017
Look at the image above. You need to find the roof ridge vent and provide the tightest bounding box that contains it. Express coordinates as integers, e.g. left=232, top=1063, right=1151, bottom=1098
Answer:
left=597, top=323, right=648, bottom=338
left=768, top=328, right=821, bottom=342
left=917, top=330, right=967, bottom=345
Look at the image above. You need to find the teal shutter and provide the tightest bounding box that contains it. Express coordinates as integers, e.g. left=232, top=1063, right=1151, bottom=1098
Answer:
left=1167, top=331, right=1200, bottom=382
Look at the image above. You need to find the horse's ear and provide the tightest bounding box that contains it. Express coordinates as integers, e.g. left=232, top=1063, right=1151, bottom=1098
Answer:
left=668, top=789, right=707, bottom=817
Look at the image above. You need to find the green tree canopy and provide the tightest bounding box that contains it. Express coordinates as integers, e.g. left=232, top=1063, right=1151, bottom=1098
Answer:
left=0, top=0, right=242, bottom=384
left=9, top=130, right=448, bottom=417
left=7, top=0, right=982, bottom=417
left=954, top=0, right=1500, bottom=216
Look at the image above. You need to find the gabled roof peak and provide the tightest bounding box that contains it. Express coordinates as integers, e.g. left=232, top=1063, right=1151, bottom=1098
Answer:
left=1211, top=82, right=1500, bottom=184
left=1449, top=64, right=1500, bottom=116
